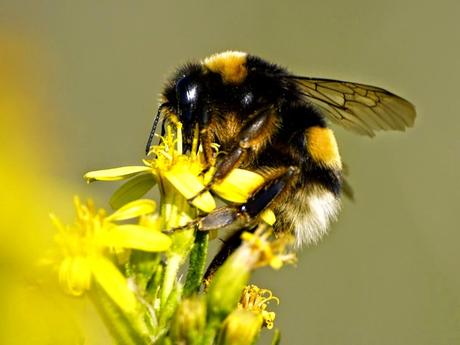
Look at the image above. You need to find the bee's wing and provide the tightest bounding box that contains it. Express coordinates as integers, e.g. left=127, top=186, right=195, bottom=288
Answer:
left=291, top=77, right=416, bottom=136
left=342, top=177, right=355, bottom=201
left=341, top=162, right=354, bottom=201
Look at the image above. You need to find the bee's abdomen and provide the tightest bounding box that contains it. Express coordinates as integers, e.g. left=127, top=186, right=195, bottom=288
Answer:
left=256, top=121, right=343, bottom=246
left=274, top=184, right=341, bottom=247
left=305, top=126, right=342, bottom=170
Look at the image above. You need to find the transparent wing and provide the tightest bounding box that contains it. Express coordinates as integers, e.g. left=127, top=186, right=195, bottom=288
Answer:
left=291, top=77, right=416, bottom=136
left=341, top=162, right=354, bottom=201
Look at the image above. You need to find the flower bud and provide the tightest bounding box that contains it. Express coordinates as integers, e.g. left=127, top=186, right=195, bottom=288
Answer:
left=206, top=245, right=255, bottom=319
left=217, top=309, right=263, bottom=345
left=207, top=226, right=293, bottom=320
left=170, top=296, right=206, bottom=344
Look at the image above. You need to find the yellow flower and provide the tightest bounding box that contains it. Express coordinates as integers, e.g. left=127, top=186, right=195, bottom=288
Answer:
left=216, top=285, right=279, bottom=345
left=238, top=285, right=279, bottom=329
left=49, top=197, right=171, bottom=313
left=84, top=124, right=275, bottom=225
left=81, top=123, right=281, bottom=320
left=84, top=125, right=215, bottom=213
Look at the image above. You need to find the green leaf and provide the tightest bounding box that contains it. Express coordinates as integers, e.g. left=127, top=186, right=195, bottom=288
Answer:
left=128, top=251, right=161, bottom=293
left=159, top=284, right=182, bottom=331
left=110, top=173, right=156, bottom=210
left=146, top=261, right=164, bottom=303
left=184, top=231, right=209, bottom=297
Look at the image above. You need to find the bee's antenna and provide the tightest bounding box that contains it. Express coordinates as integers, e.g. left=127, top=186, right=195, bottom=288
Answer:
left=145, top=103, right=167, bottom=154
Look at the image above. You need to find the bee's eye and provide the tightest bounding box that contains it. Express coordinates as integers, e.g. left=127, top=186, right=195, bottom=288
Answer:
left=176, top=76, right=200, bottom=108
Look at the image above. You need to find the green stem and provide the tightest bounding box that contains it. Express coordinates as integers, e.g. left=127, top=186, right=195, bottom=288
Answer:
left=199, top=317, right=220, bottom=345
left=89, top=283, right=147, bottom=345
left=184, top=231, right=209, bottom=297
left=159, top=180, right=195, bottom=308
left=270, top=329, right=281, bottom=345
left=160, top=254, right=182, bottom=307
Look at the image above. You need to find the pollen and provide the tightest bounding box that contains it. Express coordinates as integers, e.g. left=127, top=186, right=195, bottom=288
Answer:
left=238, top=285, right=279, bottom=329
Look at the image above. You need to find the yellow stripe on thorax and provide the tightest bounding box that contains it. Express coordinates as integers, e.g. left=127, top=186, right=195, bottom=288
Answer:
left=306, top=127, right=342, bottom=169
left=203, top=51, right=247, bottom=84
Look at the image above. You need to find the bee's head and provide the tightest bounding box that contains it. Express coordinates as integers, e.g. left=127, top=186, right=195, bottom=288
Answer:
left=145, top=65, right=207, bottom=154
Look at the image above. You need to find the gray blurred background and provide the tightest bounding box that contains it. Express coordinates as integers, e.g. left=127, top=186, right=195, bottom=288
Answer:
left=1, top=0, right=459, bottom=344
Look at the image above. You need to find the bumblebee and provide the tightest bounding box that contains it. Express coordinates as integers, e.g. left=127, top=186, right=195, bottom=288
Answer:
left=146, top=51, right=415, bottom=255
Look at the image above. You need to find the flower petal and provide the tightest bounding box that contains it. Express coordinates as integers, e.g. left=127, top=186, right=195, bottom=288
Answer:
left=163, top=166, right=204, bottom=199
left=260, top=209, right=276, bottom=225
left=84, top=166, right=152, bottom=182
left=212, top=169, right=265, bottom=203
left=107, top=199, right=156, bottom=221
left=139, top=214, right=163, bottom=233
left=191, top=193, right=216, bottom=213
left=98, top=224, right=172, bottom=252
left=58, top=256, right=92, bottom=296
left=164, top=168, right=216, bottom=213
left=110, top=173, right=156, bottom=210
left=90, top=256, right=137, bottom=313
left=269, top=257, right=283, bottom=270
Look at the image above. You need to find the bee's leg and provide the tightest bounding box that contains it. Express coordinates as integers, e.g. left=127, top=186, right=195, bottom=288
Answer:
left=165, top=166, right=296, bottom=280
left=168, top=165, right=296, bottom=232
left=197, top=166, right=296, bottom=231
left=190, top=106, right=279, bottom=202
left=199, top=166, right=298, bottom=282
left=198, top=106, right=215, bottom=167
left=203, top=226, right=255, bottom=285
left=199, top=128, right=215, bottom=169
left=213, top=106, right=278, bottom=183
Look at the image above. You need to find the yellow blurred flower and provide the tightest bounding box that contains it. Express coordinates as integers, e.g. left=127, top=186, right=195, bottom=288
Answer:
left=241, top=226, right=296, bottom=269
left=48, top=197, right=171, bottom=312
